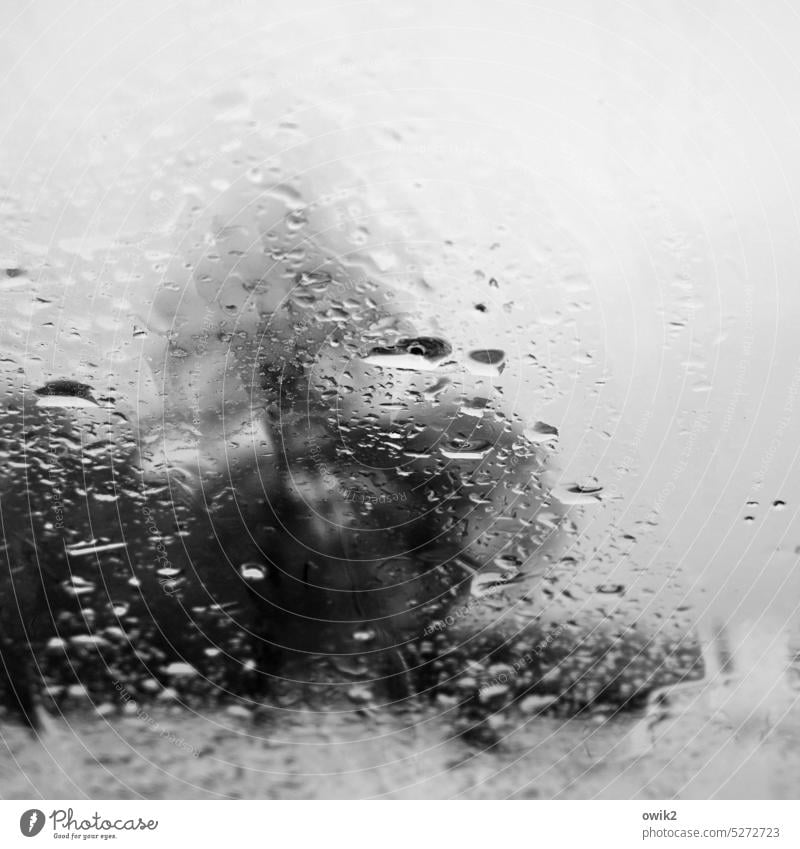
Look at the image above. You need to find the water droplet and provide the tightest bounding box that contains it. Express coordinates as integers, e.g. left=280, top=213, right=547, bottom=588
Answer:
left=63, top=576, right=96, bottom=596
left=164, top=662, right=198, bottom=678
left=70, top=634, right=108, bottom=648
left=465, top=348, right=506, bottom=377
left=347, top=684, right=373, bottom=704
left=524, top=421, right=559, bottom=443
left=239, top=562, right=267, bottom=581
left=295, top=270, right=332, bottom=292
left=66, top=541, right=127, bottom=557
left=423, top=376, right=450, bottom=399
left=519, top=694, right=557, bottom=713
left=552, top=484, right=603, bottom=506
left=471, top=572, right=507, bottom=597
left=440, top=438, right=493, bottom=460
left=34, top=380, right=98, bottom=408
left=363, top=337, right=452, bottom=371
left=459, top=397, right=489, bottom=418
left=596, top=584, right=625, bottom=595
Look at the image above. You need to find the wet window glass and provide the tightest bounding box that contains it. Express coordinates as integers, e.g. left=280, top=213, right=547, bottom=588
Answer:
left=1, top=0, right=799, bottom=801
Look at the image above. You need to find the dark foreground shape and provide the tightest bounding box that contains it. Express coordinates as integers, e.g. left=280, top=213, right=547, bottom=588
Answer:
left=0, top=254, right=704, bottom=729
left=0, top=535, right=47, bottom=731
left=0, top=628, right=38, bottom=729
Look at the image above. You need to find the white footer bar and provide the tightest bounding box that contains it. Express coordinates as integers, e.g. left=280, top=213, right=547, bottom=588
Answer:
left=1, top=800, right=797, bottom=847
